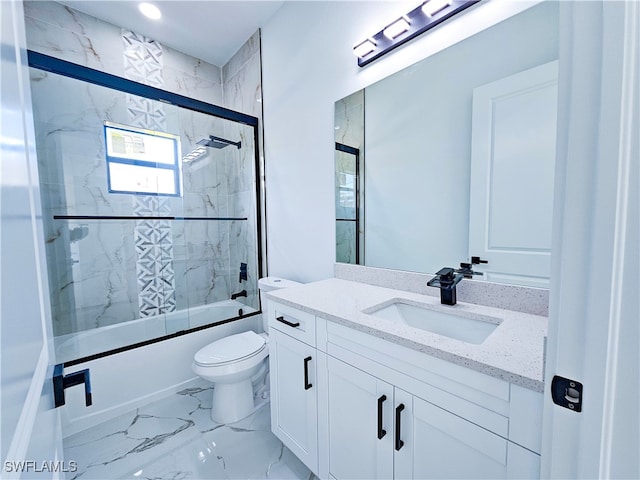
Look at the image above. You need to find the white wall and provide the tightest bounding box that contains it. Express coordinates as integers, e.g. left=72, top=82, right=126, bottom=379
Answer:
left=261, top=0, right=540, bottom=282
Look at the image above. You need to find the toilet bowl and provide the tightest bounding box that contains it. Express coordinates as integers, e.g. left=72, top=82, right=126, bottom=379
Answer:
left=192, top=277, right=302, bottom=424
left=192, top=331, right=268, bottom=423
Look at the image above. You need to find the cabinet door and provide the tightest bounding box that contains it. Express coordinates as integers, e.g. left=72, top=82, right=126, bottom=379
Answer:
left=327, top=357, right=393, bottom=480
left=396, top=393, right=511, bottom=480
left=507, top=442, right=540, bottom=479
left=269, top=329, right=318, bottom=473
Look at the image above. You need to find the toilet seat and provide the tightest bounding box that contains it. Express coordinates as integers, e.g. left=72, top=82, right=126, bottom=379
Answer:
left=194, top=331, right=266, bottom=367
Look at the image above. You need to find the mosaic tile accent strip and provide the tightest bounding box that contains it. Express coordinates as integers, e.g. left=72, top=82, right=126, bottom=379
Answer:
left=126, top=96, right=167, bottom=132
left=122, top=30, right=163, bottom=87
left=122, top=29, right=177, bottom=317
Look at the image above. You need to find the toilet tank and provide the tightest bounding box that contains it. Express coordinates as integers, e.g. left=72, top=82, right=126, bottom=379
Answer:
left=258, top=277, right=302, bottom=332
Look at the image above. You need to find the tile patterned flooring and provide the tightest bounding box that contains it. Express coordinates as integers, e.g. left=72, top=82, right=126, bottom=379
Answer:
left=64, top=381, right=313, bottom=480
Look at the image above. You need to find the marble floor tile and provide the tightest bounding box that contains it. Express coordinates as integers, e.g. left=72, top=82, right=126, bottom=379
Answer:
left=64, top=381, right=313, bottom=480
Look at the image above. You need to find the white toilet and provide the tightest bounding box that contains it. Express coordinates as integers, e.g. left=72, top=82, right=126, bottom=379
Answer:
left=192, top=277, right=301, bottom=424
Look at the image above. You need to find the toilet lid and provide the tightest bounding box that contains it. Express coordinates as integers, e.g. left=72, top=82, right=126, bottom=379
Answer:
left=194, top=331, right=266, bottom=366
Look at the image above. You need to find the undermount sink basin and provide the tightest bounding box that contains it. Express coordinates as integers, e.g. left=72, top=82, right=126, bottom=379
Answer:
left=364, top=300, right=501, bottom=344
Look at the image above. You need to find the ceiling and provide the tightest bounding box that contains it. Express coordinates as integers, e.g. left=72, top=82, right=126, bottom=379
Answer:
left=57, top=1, right=285, bottom=66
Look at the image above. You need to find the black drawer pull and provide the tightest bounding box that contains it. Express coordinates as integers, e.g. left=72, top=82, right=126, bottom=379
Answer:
left=303, top=356, right=312, bottom=390
left=395, top=403, right=405, bottom=451
left=276, top=315, right=300, bottom=328
left=377, top=395, right=387, bottom=439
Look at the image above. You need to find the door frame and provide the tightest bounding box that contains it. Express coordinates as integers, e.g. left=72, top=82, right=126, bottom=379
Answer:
left=542, top=1, right=639, bottom=478
left=1, top=0, right=64, bottom=476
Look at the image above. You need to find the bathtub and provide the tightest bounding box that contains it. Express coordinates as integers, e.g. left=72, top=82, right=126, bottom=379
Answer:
left=54, top=299, right=258, bottom=364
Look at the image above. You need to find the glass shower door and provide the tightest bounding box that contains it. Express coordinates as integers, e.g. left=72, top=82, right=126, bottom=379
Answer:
left=29, top=58, right=262, bottom=364
left=335, top=144, right=361, bottom=264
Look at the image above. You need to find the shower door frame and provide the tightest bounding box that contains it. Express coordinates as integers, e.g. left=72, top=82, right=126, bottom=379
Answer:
left=28, top=50, right=266, bottom=367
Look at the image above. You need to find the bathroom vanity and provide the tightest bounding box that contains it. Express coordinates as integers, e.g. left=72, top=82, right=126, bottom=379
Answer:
left=266, top=278, right=547, bottom=479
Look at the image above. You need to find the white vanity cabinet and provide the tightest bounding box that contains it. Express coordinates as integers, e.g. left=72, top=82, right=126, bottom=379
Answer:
left=328, top=356, right=510, bottom=480
left=323, top=322, right=542, bottom=480
left=268, top=302, right=319, bottom=474
left=325, top=355, right=540, bottom=480
left=267, top=300, right=544, bottom=480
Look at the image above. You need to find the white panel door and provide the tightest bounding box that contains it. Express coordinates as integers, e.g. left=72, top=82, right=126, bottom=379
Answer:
left=1, top=0, right=64, bottom=477
left=269, top=329, right=318, bottom=473
left=469, top=61, right=558, bottom=287
left=326, top=357, right=393, bottom=480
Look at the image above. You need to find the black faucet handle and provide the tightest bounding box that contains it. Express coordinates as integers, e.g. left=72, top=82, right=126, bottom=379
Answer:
left=435, top=267, right=455, bottom=279
left=456, top=262, right=484, bottom=279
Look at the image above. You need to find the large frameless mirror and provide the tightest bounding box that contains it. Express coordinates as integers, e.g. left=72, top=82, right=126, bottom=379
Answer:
left=335, top=2, right=559, bottom=288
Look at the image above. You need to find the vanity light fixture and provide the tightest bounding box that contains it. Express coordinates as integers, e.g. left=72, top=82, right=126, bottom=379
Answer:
left=138, top=2, right=162, bottom=20
left=353, top=0, right=480, bottom=67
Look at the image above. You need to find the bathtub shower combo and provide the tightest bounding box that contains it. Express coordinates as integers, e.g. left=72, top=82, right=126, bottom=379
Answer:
left=29, top=52, right=263, bottom=365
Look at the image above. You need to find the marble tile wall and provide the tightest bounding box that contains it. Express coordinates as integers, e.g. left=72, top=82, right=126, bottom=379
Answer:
left=24, top=2, right=263, bottom=336
left=222, top=30, right=264, bottom=308
left=23, top=2, right=224, bottom=105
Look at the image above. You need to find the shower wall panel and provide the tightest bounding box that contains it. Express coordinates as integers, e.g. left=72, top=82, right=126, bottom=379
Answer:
left=223, top=30, right=264, bottom=309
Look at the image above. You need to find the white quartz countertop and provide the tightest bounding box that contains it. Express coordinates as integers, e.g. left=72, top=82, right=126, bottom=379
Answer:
left=266, top=278, right=548, bottom=392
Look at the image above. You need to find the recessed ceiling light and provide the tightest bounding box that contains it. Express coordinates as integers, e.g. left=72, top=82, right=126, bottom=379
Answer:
left=139, top=2, right=162, bottom=20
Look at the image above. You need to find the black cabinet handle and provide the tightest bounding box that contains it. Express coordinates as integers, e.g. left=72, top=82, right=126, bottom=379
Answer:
left=395, top=403, right=405, bottom=451
left=377, top=395, right=387, bottom=439
left=276, top=315, right=300, bottom=328
left=303, top=356, right=312, bottom=390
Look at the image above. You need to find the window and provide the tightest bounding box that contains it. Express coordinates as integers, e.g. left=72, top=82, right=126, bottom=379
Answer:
left=104, top=122, right=181, bottom=196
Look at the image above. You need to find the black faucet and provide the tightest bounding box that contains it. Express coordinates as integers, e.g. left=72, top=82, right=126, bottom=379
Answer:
left=231, top=289, right=247, bottom=300
left=427, top=267, right=464, bottom=305
left=455, top=262, right=484, bottom=279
